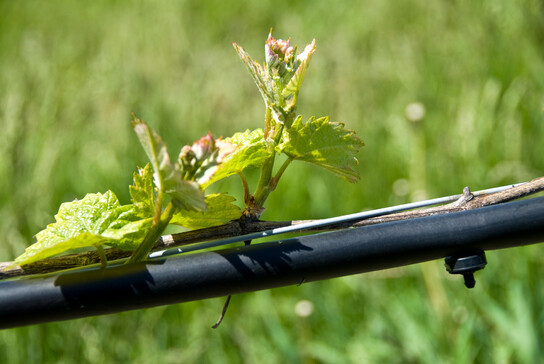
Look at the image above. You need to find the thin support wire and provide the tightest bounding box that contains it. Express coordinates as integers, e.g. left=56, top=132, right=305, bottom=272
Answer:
left=149, top=182, right=524, bottom=259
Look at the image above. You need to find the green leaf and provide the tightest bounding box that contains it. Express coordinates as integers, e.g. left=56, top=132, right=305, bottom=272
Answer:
left=282, top=39, right=316, bottom=112
left=163, top=174, right=206, bottom=211
left=202, top=129, right=272, bottom=188
left=277, top=116, right=364, bottom=182
left=131, top=116, right=172, bottom=191
left=170, top=193, right=241, bottom=230
left=131, top=116, right=206, bottom=211
left=14, top=191, right=152, bottom=266
left=129, top=164, right=155, bottom=218
left=233, top=43, right=276, bottom=108
left=178, top=133, right=236, bottom=185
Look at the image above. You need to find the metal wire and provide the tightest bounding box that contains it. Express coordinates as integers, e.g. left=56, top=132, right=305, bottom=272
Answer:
left=149, top=182, right=525, bottom=259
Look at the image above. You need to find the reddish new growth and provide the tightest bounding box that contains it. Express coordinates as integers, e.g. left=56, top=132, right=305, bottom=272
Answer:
left=179, top=133, right=236, bottom=185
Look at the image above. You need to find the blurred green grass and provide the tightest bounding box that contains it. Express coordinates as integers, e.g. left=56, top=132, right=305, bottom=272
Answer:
left=1, top=0, right=543, bottom=363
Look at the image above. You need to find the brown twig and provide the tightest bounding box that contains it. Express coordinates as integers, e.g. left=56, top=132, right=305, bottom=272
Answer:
left=211, top=294, right=232, bottom=329
left=1, top=177, right=543, bottom=280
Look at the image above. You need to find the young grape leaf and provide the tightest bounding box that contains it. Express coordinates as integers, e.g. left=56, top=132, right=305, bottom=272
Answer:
left=233, top=40, right=289, bottom=126
left=202, top=129, right=271, bottom=188
left=170, top=193, right=242, bottom=230
left=282, top=39, right=316, bottom=113
left=131, top=116, right=172, bottom=191
left=129, top=164, right=155, bottom=218
left=14, top=191, right=152, bottom=267
left=178, top=133, right=236, bottom=185
left=235, top=34, right=316, bottom=125
left=131, top=116, right=206, bottom=211
left=277, top=116, right=364, bottom=182
left=233, top=43, right=276, bottom=109
left=163, top=173, right=206, bottom=211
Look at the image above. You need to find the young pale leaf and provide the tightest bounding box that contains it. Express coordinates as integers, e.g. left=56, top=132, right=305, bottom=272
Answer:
left=170, top=193, right=241, bottom=230
left=131, top=116, right=206, bottom=211
left=277, top=116, right=364, bottom=182
left=282, top=39, right=316, bottom=111
left=14, top=191, right=152, bottom=266
left=131, top=116, right=172, bottom=191
left=178, top=133, right=236, bottom=185
left=164, top=174, right=206, bottom=211
left=129, top=164, right=155, bottom=218
left=233, top=43, right=276, bottom=108
left=202, top=129, right=271, bottom=188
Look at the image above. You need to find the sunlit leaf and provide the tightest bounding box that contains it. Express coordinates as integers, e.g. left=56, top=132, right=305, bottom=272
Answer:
left=170, top=193, right=241, bottom=230
left=233, top=43, right=276, bottom=108
left=277, top=116, right=364, bottom=182
left=178, top=133, right=236, bottom=185
left=131, top=116, right=172, bottom=191
left=14, top=191, right=152, bottom=266
left=129, top=164, right=155, bottom=218
left=131, top=116, right=206, bottom=211
left=282, top=39, right=316, bottom=112
left=164, top=173, right=206, bottom=211
left=202, top=129, right=271, bottom=188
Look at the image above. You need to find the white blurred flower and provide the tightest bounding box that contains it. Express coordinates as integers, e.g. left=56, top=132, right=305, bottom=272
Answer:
left=405, top=102, right=426, bottom=122
left=294, top=299, right=314, bottom=318
left=392, top=178, right=410, bottom=197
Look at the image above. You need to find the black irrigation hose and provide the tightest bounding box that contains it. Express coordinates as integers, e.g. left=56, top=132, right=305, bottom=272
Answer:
left=1, top=197, right=543, bottom=329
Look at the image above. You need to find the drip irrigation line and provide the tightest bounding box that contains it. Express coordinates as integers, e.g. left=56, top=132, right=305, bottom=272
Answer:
left=150, top=182, right=524, bottom=259
left=0, top=196, right=542, bottom=329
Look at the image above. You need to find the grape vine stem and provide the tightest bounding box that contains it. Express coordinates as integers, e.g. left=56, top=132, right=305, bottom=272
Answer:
left=1, top=176, right=543, bottom=279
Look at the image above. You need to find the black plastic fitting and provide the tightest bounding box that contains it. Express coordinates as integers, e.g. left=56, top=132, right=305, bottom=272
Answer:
left=445, top=250, right=487, bottom=288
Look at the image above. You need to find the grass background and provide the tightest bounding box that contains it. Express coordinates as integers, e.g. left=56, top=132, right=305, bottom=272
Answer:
left=1, top=0, right=543, bottom=362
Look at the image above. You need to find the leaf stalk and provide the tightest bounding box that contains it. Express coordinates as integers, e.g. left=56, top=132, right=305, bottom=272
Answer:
left=128, top=200, right=176, bottom=263
left=251, top=109, right=294, bottom=215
